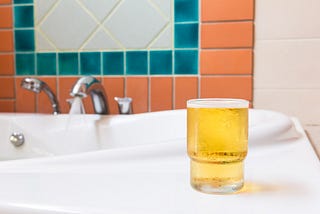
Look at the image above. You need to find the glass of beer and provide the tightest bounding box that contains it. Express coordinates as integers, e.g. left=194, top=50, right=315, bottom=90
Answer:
left=187, top=98, right=249, bottom=194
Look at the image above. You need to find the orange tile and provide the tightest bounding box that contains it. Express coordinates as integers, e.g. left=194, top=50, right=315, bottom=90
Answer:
left=102, top=77, right=124, bottom=114
left=0, top=99, right=14, bottom=112
left=202, top=0, right=254, bottom=22
left=200, top=49, right=253, bottom=75
left=0, top=54, right=14, bottom=75
left=126, top=77, right=148, bottom=114
left=0, top=77, right=14, bottom=98
left=15, top=77, right=36, bottom=113
left=150, top=77, right=173, bottom=112
left=0, top=30, right=13, bottom=51
left=0, top=0, right=12, bottom=4
left=36, top=77, right=57, bottom=114
left=58, top=77, right=78, bottom=114
left=201, top=22, right=253, bottom=48
left=175, top=77, right=198, bottom=109
left=0, top=6, right=12, bottom=28
left=200, top=76, right=252, bottom=101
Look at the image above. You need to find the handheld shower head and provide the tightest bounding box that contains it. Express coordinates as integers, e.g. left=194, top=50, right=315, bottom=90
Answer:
left=21, top=77, right=43, bottom=93
left=20, top=77, right=60, bottom=114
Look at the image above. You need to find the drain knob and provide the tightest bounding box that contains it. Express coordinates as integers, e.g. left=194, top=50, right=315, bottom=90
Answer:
left=10, top=133, right=25, bottom=147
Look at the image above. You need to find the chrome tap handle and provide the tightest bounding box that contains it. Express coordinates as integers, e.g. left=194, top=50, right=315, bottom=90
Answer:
left=114, top=97, right=133, bottom=114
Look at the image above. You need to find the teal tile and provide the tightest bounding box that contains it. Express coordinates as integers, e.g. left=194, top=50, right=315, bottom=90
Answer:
left=15, top=53, right=35, bottom=75
left=14, top=6, right=34, bottom=28
left=174, top=50, right=198, bottom=75
left=150, top=51, right=172, bottom=75
left=14, top=0, right=33, bottom=4
left=175, top=0, right=198, bottom=23
left=126, top=51, right=148, bottom=75
left=103, top=52, right=124, bottom=75
left=58, top=53, right=79, bottom=75
left=14, top=30, right=35, bottom=51
left=37, top=53, right=56, bottom=75
left=175, top=23, right=198, bottom=48
left=80, top=52, right=101, bottom=75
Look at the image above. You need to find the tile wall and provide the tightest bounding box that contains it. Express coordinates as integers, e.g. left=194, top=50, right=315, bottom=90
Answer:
left=254, top=0, right=320, bottom=125
left=0, top=0, right=254, bottom=114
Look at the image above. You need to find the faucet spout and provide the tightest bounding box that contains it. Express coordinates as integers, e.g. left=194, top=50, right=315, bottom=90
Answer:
left=21, top=77, right=60, bottom=115
left=70, top=76, right=109, bottom=114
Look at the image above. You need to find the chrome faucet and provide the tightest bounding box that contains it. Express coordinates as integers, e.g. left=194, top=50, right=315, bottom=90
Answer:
left=21, top=77, right=60, bottom=114
left=70, top=76, right=109, bottom=114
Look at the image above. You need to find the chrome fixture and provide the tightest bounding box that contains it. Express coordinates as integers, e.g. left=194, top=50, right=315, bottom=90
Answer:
left=21, top=77, right=60, bottom=114
left=70, top=76, right=109, bottom=114
left=9, top=132, right=25, bottom=147
left=114, top=97, right=133, bottom=114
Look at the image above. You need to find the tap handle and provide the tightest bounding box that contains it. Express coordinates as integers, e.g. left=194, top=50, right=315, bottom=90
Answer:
left=114, top=97, right=133, bottom=114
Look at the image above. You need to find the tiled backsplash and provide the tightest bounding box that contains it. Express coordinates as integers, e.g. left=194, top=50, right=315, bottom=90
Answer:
left=0, top=0, right=254, bottom=114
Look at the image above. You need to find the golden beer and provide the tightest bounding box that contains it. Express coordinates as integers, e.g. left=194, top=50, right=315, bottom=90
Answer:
left=187, top=99, right=248, bottom=194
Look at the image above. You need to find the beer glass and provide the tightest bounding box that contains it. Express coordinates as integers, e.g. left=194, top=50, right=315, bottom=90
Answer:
left=187, top=98, right=249, bottom=194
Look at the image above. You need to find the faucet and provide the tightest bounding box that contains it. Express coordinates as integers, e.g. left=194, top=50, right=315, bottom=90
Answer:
left=21, top=77, right=60, bottom=114
left=70, top=76, right=109, bottom=114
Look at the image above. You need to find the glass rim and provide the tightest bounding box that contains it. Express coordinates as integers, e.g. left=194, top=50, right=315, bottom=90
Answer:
left=187, top=98, right=249, bottom=108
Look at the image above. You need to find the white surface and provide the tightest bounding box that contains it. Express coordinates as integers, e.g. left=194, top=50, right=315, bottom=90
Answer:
left=0, top=118, right=318, bottom=213
left=254, top=0, right=320, bottom=124
left=0, top=109, right=294, bottom=160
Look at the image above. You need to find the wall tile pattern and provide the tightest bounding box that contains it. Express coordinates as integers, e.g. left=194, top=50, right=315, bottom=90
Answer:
left=0, top=0, right=254, bottom=114
left=254, top=0, right=320, bottom=125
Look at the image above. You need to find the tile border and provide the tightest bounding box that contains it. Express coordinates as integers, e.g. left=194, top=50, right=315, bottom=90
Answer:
left=13, top=0, right=199, bottom=76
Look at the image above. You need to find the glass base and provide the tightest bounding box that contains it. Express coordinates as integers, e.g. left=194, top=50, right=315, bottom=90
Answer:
left=190, top=160, right=244, bottom=194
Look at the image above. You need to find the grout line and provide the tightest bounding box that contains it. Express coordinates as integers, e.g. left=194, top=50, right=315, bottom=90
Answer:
left=200, top=74, right=252, bottom=77
left=36, top=28, right=58, bottom=52
left=202, top=20, right=254, bottom=24
left=0, top=98, right=15, bottom=101
left=172, top=74, right=175, bottom=109
left=148, top=75, right=151, bottom=112
left=201, top=47, right=253, bottom=50
left=0, top=4, right=14, bottom=6
left=0, top=28, right=14, bottom=30
left=147, top=0, right=170, bottom=21
left=0, top=52, right=15, bottom=54
left=146, top=23, right=171, bottom=49
left=77, top=52, right=81, bottom=75
left=36, top=0, right=61, bottom=27
left=100, top=51, right=103, bottom=76
left=12, top=2, right=17, bottom=111
left=175, top=21, right=199, bottom=24
left=256, top=37, right=320, bottom=42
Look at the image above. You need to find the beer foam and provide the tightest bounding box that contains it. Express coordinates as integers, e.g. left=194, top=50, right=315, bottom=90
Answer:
left=187, top=98, right=249, bottom=108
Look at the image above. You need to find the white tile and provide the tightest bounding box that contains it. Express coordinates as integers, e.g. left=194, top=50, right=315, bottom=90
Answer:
left=254, top=89, right=320, bottom=125
left=256, top=0, right=320, bottom=40
left=254, top=39, right=320, bottom=89
left=34, top=0, right=57, bottom=24
left=104, top=0, right=169, bottom=49
left=79, top=0, right=120, bottom=21
left=149, top=24, right=172, bottom=49
left=83, top=28, right=121, bottom=50
left=38, top=0, right=98, bottom=51
left=35, top=31, right=56, bottom=52
left=35, top=0, right=172, bottom=51
left=151, top=0, right=172, bottom=18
